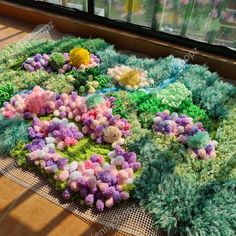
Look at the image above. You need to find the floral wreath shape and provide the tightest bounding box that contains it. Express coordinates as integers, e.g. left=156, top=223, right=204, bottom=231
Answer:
left=1, top=86, right=141, bottom=212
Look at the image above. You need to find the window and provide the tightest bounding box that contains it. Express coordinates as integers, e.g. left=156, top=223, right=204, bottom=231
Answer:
left=22, top=1, right=236, bottom=50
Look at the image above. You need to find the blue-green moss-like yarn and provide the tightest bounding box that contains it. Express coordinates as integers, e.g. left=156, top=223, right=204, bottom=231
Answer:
left=86, top=94, right=105, bottom=109
left=97, top=47, right=129, bottom=73
left=187, top=131, right=210, bottom=149
left=146, top=175, right=200, bottom=235
left=148, top=56, right=186, bottom=86
left=177, top=64, right=236, bottom=118
left=0, top=116, right=29, bottom=156
left=187, top=180, right=236, bottom=236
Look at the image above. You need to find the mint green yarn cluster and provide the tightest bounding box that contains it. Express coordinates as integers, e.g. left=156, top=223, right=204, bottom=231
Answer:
left=155, top=82, right=192, bottom=108
left=187, top=131, right=210, bottom=149
left=60, top=137, right=112, bottom=163
left=86, top=94, right=104, bottom=109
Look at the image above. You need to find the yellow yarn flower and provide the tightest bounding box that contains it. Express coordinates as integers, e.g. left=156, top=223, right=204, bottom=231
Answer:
left=119, top=69, right=141, bottom=87
left=69, top=48, right=90, bottom=67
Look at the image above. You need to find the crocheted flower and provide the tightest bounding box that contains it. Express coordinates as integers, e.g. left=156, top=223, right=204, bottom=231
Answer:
left=103, top=126, right=122, bottom=144
left=69, top=48, right=90, bottom=67
left=107, top=65, right=154, bottom=90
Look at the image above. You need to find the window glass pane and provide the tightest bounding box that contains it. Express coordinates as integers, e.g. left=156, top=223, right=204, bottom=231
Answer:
left=95, top=0, right=127, bottom=21
left=185, top=0, right=215, bottom=42
left=36, top=0, right=236, bottom=50
left=156, top=0, right=188, bottom=35
left=37, top=0, right=88, bottom=11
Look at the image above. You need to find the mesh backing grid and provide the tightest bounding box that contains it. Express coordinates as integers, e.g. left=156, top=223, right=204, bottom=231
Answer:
left=0, top=156, right=164, bottom=236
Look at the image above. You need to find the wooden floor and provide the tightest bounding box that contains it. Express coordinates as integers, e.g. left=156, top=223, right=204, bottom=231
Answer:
left=0, top=15, right=128, bottom=236
left=0, top=16, right=34, bottom=49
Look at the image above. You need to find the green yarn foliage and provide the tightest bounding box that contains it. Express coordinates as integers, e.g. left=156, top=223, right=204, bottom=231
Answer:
left=0, top=83, right=14, bottom=106
left=49, top=52, right=65, bottom=70
left=10, top=141, right=29, bottom=166
left=109, top=91, right=132, bottom=119
left=0, top=116, right=30, bottom=156
left=94, top=75, right=111, bottom=89
left=128, top=91, right=173, bottom=114
left=178, top=99, right=209, bottom=123
left=59, top=137, right=112, bottom=163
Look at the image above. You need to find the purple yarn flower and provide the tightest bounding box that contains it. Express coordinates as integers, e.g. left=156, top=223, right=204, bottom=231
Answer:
left=85, top=194, right=94, bottom=206
left=113, top=191, right=122, bottom=203
left=23, top=112, right=33, bottom=119
left=99, top=171, right=116, bottom=185
left=103, top=186, right=116, bottom=198
left=63, top=188, right=73, bottom=200
left=25, top=139, right=46, bottom=152
left=114, top=145, right=124, bottom=156
left=122, top=161, right=129, bottom=169
left=96, top=200, right=104, bottom=212
left=45, top=159, right=55, bottom=167
left=129, top=162, right=141, bottom=171
left=57, top=158, right=68, bottom=170
left=71, top=92, right=78, bottom=101
left=80, top=187, right=89, bottom=198
left=90, top=155, right=99, bottom=163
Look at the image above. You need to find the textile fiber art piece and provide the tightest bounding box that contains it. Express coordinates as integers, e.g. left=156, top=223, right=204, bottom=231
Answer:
left=0, top=37, right=236, bottom=236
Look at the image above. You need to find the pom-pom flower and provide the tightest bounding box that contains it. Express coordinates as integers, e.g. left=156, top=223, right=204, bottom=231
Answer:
left=153, top=110, right=217, bottom=160
left=0, top=86, right=57, bottom=119
left=69, top=48, right=90, bottom=67
left=107, top=65, right=154, bottom=90
left=49, top=52, right=66, bottom=70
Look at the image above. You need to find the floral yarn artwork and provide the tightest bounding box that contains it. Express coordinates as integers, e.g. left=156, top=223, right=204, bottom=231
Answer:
left=0, top=37, right=235, bottom=236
